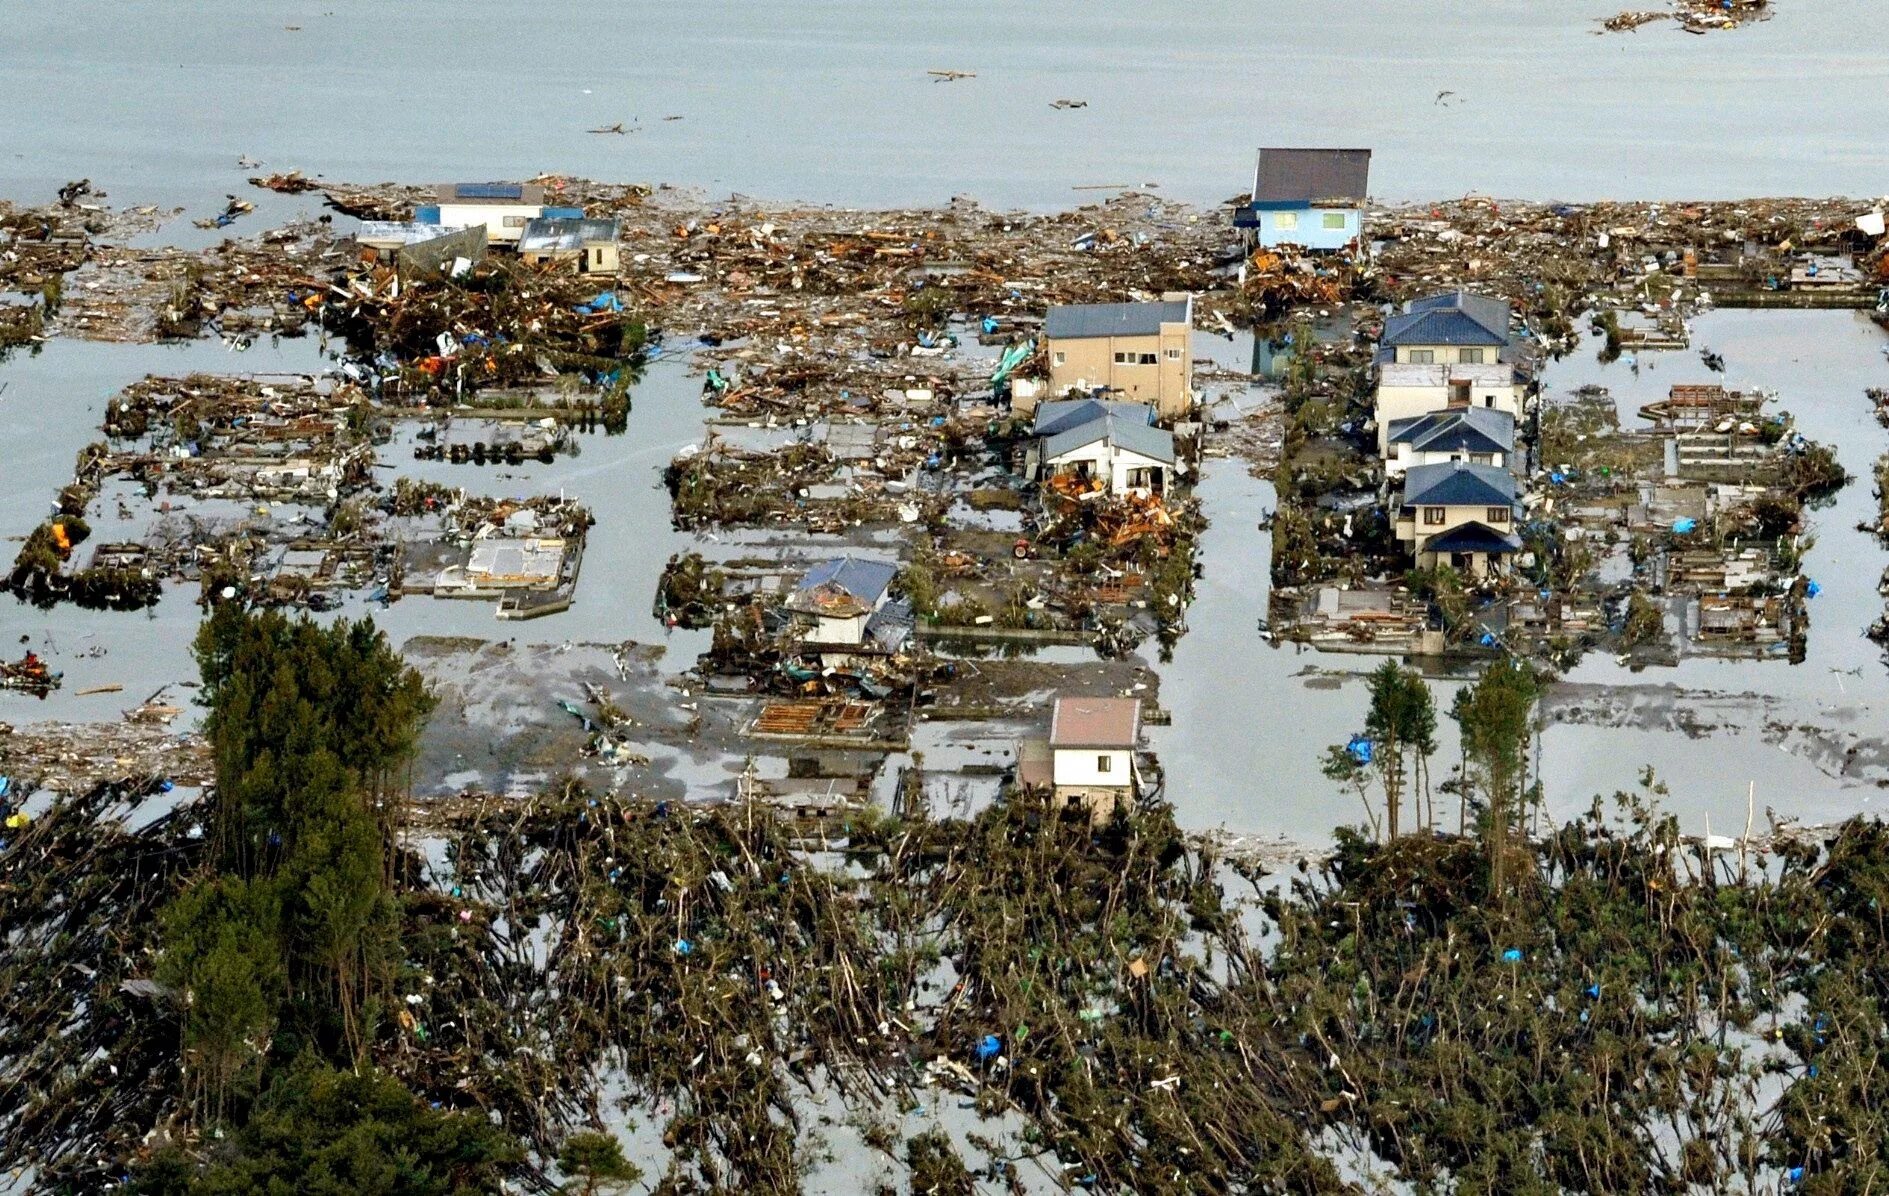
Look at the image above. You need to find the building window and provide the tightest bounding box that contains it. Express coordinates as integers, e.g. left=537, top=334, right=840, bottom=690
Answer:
left=1137, top=352, right=1157, bottom=365
left=1097, top=754, right=1113, bottom=773
left=502, top=215, right=528, bottom=228
left=1164, top=348, right=1181, bottom=360
left=1054, top=351, right=1066, bottom=366
left=1458, top=348, right=1485, bottom=364
left=1487, top=507, right=1511, bottom=524
left=1409, top=349, right=1435, bottom=364
left=1322, top=212, right=1347, bottom=230
left=1273, top=211, right=1299, bottom=231
left=1424, top=507, right=1447, bottom=526
left=1113, top=351, right=1127, bottom=364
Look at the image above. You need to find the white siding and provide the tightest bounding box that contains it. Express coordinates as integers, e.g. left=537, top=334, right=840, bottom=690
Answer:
left=1053, top=747, right=1132, bottom=787
left=436, top=203, right=545, bottom=243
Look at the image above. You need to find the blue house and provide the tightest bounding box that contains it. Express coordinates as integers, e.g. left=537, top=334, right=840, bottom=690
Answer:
left=1236, top=148, right=1372, bottom=253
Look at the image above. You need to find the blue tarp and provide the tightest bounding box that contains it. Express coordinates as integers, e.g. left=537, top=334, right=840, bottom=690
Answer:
left=1345, top=735, right=1374, bottom=765
left=1672, top=517, right=1697, bottom=534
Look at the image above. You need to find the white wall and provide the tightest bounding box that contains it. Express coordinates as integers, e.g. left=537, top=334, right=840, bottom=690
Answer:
left=1043, top=441, right=1171, bottom=495
left=436, top=203, right=544, bottom=243
left=1387, top=444, right=1506, bottom=476
left=1375, top=385, right=1523, bottom=452
left=1053, top=747, right=1133, bottom=787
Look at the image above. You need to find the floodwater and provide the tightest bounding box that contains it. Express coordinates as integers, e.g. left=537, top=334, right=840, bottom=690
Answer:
left=2, top=1, right=1887, bottom=219
left=6, top=3, right=1889, bottom=845
left=1158, top=310, right=1889, bottom=842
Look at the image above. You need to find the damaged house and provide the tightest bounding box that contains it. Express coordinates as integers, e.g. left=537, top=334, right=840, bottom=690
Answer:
left=1024, top=399, right=1175, bottom=498
left=1016, top=695, right=1144, bottom=820
left=785, top=556, right=912, bottom=671
left=1235, top=147, right=1372, bottom=252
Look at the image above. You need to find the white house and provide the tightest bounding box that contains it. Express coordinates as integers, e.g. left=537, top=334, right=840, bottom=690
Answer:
left=1374, top=291, right=1530, bottom=451
left=785, top=557, right=910, bottom=669
left=1016, top=696, right=1142, bottom=818
left=422, top=183, right=551, bottom=244
left=1384, top=406, right=1515, bottom=477
left=1395, top=460, right=1522, bottom=578
left=1025, top=400, right=1176, bottom=497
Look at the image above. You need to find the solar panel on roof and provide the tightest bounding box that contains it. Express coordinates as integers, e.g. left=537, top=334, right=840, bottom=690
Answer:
left=455, top=183, right=524, bottom=200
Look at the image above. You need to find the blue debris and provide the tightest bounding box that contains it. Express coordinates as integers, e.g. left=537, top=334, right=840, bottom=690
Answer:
left=981, top=316, right=999, bottom=335
left=1345, top=735, right=1374, bottom=766
left=673, top=938, right=693, bottom=955
left=1501, top=948, right=1524, bottom=963
left=1672, top=517, right=1697, bottom=534
left=1807, top=579, right=1821, bottom=598
left=1585, top=984, right=1601, bottom=999
left=976, top=1034, right=1002, bottom=1060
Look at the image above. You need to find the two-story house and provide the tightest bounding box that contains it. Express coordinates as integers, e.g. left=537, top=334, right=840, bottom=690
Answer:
left=1374, top=290, right=1530, bottom=452
left=1038, top=298, right=1193, bottom=421
left=1395, top=460, right=1522, bottom=578
left=1015, top=696, right=1142, bottom=819
left=1235, top=147, right=1372, bottom=252
left=785, top=557, right=910, bottom=669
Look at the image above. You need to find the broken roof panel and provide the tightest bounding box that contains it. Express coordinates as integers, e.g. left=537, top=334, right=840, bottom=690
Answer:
left=791, top=556, right=897, bottom=613
left=1044, top=299, right=1190, bottom=341
left=1251, top=148, right=1372, bottom=205
left=518, top=216, right=620, bottom=252
left=1050, top=696, right=1142, bottom=749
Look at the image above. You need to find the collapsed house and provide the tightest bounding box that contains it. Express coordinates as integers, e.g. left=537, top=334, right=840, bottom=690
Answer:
left=784, top=556, right=912, bottom=672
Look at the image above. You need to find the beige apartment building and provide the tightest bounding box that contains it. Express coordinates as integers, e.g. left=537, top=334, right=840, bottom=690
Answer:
left=1036, top=297, right=1193, bottom=421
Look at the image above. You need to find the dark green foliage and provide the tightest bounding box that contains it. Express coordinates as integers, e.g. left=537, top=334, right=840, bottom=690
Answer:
left=134, top=1055, right=521, bottom=1196
left=556, top=1131, right=643, bottom=1195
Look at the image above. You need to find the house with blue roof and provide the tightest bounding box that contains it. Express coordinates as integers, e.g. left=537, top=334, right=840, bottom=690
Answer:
left=786, top=556, right=910, bottom=666
left=1395, top=460, right=1521, bottom=577
left=1384, top=407, right=1515, bottom=477
left=1374, top=290, right=1532, bottom=451
left=1024, top=401, right=1175, bottom=497
left=1235, top=148, right=1372, bottom=252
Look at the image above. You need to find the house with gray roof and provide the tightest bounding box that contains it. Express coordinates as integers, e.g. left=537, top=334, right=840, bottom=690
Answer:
left=1385, top=407, right=1515, bottom=476
left=1024, top=401, right=1175, bottom=497
left=1395, top=460, right=1522, bottom=577
left=1235, top=148, right=1372, bottom=252
left=1039, top=297, right=1194, bottom=422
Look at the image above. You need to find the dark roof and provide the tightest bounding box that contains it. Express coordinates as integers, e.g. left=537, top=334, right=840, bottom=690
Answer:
left=1421, top=522, right=1522, bottom=555
left=1050, top=697, right=1141, bottom=748
left=437, top=182, right=546, bottom=205
left=1387, top=407, right=1515, bottom=456
left=1402, top=460, right=1516, bottom=508
left=1383, top=290, right=1511, bottom=347
left=1040, top=409, right=1175, bottom=466
left=1044, top=299, right=1190, bottom=340
left=1251, top=148, right=1372, bottom=204
left=1032, top=399, right=1153, bottom=439
left=789, top=557, right=897, bottom=616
